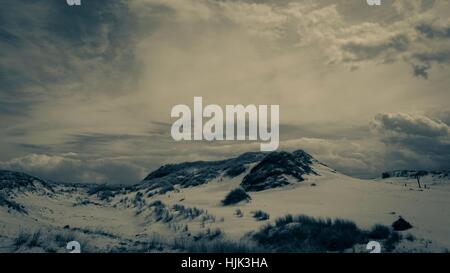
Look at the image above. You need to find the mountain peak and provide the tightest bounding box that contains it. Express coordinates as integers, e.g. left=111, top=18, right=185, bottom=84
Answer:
left=241, top=150, right=318, bottom=191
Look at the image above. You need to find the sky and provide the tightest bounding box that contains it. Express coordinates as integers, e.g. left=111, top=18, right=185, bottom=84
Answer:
left=1, top=0, right=450, bottom=184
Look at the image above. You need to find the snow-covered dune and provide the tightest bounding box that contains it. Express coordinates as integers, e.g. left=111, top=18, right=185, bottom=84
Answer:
left=1, top=151, right=450, bottom=253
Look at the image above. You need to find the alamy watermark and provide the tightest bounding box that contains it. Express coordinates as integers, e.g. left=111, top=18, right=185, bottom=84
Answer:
left=66, top=0, right=81, bottom=6
left=171, top=97, right=279, bottom=151
left=367, top=0, right=381, bottom=6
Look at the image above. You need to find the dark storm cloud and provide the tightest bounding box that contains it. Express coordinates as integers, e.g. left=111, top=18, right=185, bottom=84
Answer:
left=410, top=50, right=450, bottom=79
left=341, top=34, right=410, bottom=63
left=371, top=113, right=450, bottom=170
left=0, top=0, right=137, bottom=115
left=328, top=1, right=450, bottom=79
left=411, top=21, right=450, bottom=78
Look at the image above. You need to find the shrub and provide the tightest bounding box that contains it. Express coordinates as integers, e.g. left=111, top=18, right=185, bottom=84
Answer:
left=149, top=200, right=164, bottom=207
left=221, top=187, right=251, bottom=206
left=14, top=231, right=30, bottom=249
left=0, top=194, right=27, bottom=214
left=201, top=214, right=216, bottom=223
left=88, top=184, right=120, bottom=195
left=159, top=183, right=175, bottom=194
left=171, top=204, right=204, bottom=219
left=27, top=231, right=42, bottom=247
left=193, top=228, right=223, bottom=241
left=235, top=209, right=243, bottom=217
left=252, top=210, right=270, bottom=221
left=54, top=232, right=76, bottom=247
left=171, top=237, right=266, bottom=253
left=97, top=190, right=115, bottom=201
left=275, top=214, right=294, bottom=227
left=405, top=233, right=416, bottom=242
left=172, top=204, right=185, bottom=211
left=254, top=215, right=367, bottom=252
left=73, top=199, right=93, bottom=207
left=369, top=224, right=391, bottom=239
left=385, top=231, right=402, bottom=251
left=255, top=215, right=402, bottom=252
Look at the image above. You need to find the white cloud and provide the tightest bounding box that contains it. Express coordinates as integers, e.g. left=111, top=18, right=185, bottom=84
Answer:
left=0, top=154, right=147, bottom=184
left=371, top=113, right=450, bottom=137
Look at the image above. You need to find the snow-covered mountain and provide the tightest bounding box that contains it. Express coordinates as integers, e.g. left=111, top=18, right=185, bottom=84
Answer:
left=139, top=150, right=319, bottom=193
left=1, top=150, right=450, bottom=253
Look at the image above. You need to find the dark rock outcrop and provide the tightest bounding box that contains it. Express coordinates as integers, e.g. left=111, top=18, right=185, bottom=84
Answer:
left=392, top=217, right=413, bottom=231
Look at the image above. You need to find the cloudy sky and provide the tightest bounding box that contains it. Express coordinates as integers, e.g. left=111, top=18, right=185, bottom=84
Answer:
left=1, top=0, right=450, bottom=184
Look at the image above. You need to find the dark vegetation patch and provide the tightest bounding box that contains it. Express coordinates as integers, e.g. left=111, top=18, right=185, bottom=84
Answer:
left=158, top=182, right=175, bottom=194
left=87, top=184, right=126, bottom=202
left=193, top=228, right=223, bottom=241
left=149, top=200, right=164, bottom=207
left=368, top=224, right=391, bottom=239
left=235, top=208, right=243, bottom=217
left=172, top=204, right=205, bottom=220
left=253, top=214, right=400, bottom=252
left=241, top=150, right=317, bottom=192
left=384, top=232, right=402, bottom=252
left=13, top=229, right=96, bottom=253
left=14, top=230, right=47, bottom=250
left=221, top=187, right=251, bottom=206
left=98, top=190, right=115, bottom=201
left=73, top=198, right=99, bottom=207
left=54, top=232, right=76, bottom=247
left=67, top=227, right=120, bottom=239
left=88, top=184, right=121, bottom=196
left=405, top=233, right=416, bottom=242
left=0, top=170, right=53, bottom=192
left=0, top=194, right=27, bottom=214
left=171, top=237, right=266, bottom=253
left=225, top=165, right=247, bottom=178
left=28, top=230, right=42, bottom=248
left=149, top=201, right=207, bottom=223
left=14, top=231, right=31, bottom=250
left=252, top=210, right=270, bottom=221
left=133, top=192, right=145, bottom=209
left=139, top=150, right=317, bottom=193
left=139, top=152, right=266, bottom=190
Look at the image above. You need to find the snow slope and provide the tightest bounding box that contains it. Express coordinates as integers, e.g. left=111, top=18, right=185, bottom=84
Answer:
left=1, top=151, right=450, bottom=253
